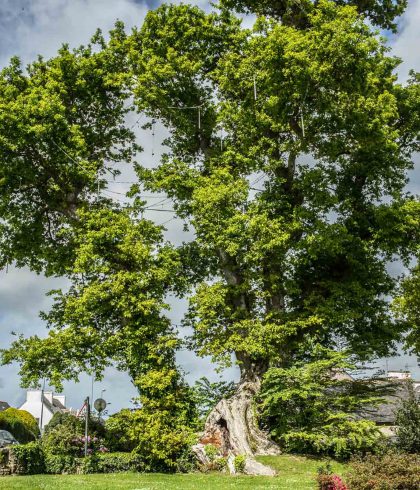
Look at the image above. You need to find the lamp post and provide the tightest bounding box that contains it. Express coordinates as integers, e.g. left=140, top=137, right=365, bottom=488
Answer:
left=84, top=396, right=90, bottom=457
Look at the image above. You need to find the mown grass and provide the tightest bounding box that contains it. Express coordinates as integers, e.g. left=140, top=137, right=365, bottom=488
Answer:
left=0, top=454, right=348, bottom=489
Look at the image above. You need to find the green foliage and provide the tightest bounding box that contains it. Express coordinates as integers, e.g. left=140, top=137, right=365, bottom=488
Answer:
left=44, top=412, right=81, bottom=435
left=104, top=409, right=137, bottom=452
left=2, top=207, right=184, bottom=392
left=95, top=452, right=144, bottom=473
left=393, top=263, right=420, bottom=355
left=42, top=424, right=82, bottom=457
left=106, top=378, right=198, bottom=472
left=78, top=454, right=100, bottom=474
left=129, top=371, right=198, bottom=472
left=42, top=413, right=106, bottom=458
left=0, top=0, right=418, bottom=463
left=347, top=452, right=420, bottom=490
left=173, top=446, right=199, bottom=474
left=44, top=452, right=145, bottom=475
left=260, top=348, right=384, bottom=459
left=219, top=0, right=407, bottom=31
left=193, top=377, right=236, bottom=420
left=0, top=408, right=39, bottom=443
left=10, top=442, right=45, bottom=475
left=395, top=381, right=420, bottom=453
left=44, top=454, right=77, bottom=475
left=233, top=454, right=246, bottom=473
left=0, top=25, right=137, bottom=275
left=204, top=444, right=219, bottom=461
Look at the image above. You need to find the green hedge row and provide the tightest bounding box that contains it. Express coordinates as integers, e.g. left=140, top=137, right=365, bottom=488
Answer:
left=10, top=443, right=143, bottom=475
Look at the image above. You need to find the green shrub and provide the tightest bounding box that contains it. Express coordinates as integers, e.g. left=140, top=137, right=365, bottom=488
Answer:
left=78, top=454, right=99, bottom=474
left=395, top=381, right=420, bottom=453
left=44, top=454, right=77, bottom=474
left=10, top=442, right=45, bottom=475
left=174, top=446, right=198, bottom=473
left=204, top=444, right=219, bottom=461
left=42, top=424, right=82, bottom=456
left=44, top=412, right=81, bottom=435
left=104, top=409, right=137, bottom=452
left=96, top=452, right=144, bottom=473
left=215, top=457, right=228, bottom=471
left=233, top=454, right=246, bottom=473
left=45, top=452, right=144, bottom=475
left=347, top=452, right=420, bottom=490
left=281, top=418, right=382, bottom=460
left=260, top=349, right=385, bottom=460
left=0, top=408, right=39, bottom=443
left=42, top=416, right=108, bottom=458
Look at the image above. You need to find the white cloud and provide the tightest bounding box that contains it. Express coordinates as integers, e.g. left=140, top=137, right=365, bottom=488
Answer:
left=390, top=0, right=420, bottom=82
left=0, top=0, right=148, bottom=69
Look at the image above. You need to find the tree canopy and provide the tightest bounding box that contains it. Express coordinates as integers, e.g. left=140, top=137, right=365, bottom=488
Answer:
left=0, top=1, right=418, bottom=434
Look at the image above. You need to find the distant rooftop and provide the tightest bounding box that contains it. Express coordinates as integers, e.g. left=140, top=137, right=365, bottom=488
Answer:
left=387, top=370, right=412, bottom=380
left=0, top=401, right=10, bottom=412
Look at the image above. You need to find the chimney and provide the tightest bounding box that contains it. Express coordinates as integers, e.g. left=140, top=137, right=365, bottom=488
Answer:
left=44, top=391, right=54, bottom=403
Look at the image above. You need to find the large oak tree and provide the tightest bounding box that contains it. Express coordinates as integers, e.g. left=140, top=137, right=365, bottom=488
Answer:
left=1, top=0, right=419, bottom=473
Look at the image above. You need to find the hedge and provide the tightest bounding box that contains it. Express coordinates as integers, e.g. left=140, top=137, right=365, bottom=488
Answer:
left=44, top=451, right=144, bottom=474
left=6, top=441, right=145, bottom=476
left=347, top=452, right=420, bottom=490
left=10, top=442, right=45, bottom=475
left=0, top=408, right=39, bottom=443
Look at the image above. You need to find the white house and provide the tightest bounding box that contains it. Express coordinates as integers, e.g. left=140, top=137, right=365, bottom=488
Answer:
left=19, top=391, right=68, bottom=431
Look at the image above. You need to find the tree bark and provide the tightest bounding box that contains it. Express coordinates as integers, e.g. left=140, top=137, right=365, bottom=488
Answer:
left=193, top=357, right=280, bottom=476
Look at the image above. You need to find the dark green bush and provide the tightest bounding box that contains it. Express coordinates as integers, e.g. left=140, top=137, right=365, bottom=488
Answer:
left=44, top=412, right=81, bottom=435
left=42, top=413, right=108, bottom=458
left=104, top=409, right=137, bottom=452
left=395, top=382, right=420, bottom=453
left=10, top=442, right=45, bottom=475
left=96, top=452, right=144, bottom=473
left=44, top=452, right=144, bottom=474
left=44, top=454, right=77, bottom=474
left=78, top=454, right=100, bottom=474
left=0, top=408, right=39, bottom=443
left=347, top=452, right=420, bottom=490
left=260, top=349, right=385, bottom=460
left=174, top=446, right=198, bottom=473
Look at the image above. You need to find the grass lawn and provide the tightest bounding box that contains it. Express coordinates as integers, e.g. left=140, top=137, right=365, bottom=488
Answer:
left=0, top=455, right=348, bottom=490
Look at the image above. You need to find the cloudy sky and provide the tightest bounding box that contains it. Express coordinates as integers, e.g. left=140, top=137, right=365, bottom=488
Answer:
left=0, top=0, right=419, bottom=414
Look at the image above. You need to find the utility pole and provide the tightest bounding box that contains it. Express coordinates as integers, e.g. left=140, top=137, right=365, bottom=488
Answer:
left=84, top=396, right=90, bottom=457
left=39, top=378, right=46, bottom=434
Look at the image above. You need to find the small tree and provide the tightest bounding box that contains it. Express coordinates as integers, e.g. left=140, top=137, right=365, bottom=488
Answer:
left=395, top=381, right=420, bottom=453
left=260, top=347, right=385, bottom=459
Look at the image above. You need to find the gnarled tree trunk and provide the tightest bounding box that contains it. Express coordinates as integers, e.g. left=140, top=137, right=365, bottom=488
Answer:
left=193, top=357, right=280, bottom=476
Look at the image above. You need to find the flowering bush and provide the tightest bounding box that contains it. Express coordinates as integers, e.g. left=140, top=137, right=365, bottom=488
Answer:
left=70, top=435, right=109, bottom=456
left=317, top=462, right=348, bottom=490
left=347, top=452, right=420, bottom=490
left=317, top=474, right=348, bottom=490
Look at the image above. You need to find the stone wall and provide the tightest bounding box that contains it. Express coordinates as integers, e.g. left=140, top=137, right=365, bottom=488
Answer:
left=0, top=447, right=20, bottom=475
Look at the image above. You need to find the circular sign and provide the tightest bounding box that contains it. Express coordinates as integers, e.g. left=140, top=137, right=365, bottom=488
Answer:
left=94, top=398, right=107, bottom=413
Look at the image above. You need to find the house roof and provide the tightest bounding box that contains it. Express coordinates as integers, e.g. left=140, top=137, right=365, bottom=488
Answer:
left=41, top=395, right=66, bottom=414
left=0, top=401, right=10, bottom=412
left=52, top=398, right=66, bottom=410
left=362, top=381, right=420, bottom=425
